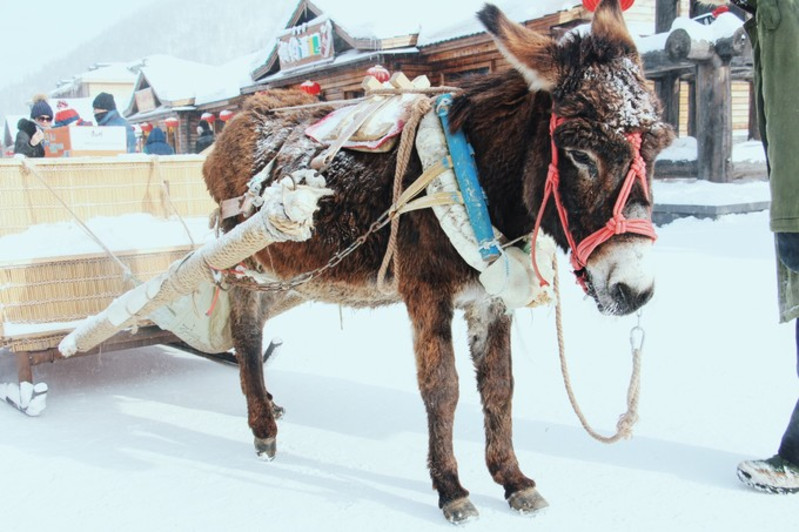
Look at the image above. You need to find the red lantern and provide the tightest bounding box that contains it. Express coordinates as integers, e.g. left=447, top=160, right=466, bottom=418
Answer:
left=164, top=117, right=179, bottom=129
left=712, top=5, right=730, bottom=17
left=582, top=0, right=634, bottom=12
left=140, top=122, right=153, bottom=133
left=367, top=64, right=390, bottom=83
left=219, top=109, right=234, bottom=122
left=299, top=80, right=321, bottom=96
left=201, top=112, right=216, bottom=124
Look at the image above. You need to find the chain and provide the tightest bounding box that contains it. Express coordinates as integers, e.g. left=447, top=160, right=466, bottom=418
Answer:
left=224, top=208, right=394, bottom=292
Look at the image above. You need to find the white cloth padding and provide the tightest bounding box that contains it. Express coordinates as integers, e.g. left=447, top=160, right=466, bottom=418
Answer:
left=149, top=281, right=233, bottom=353
left=415, top=110, right=554, bottom=308
left=416, top=112, right=502, bottom=271
left=479, top=239, right=555, bottom=309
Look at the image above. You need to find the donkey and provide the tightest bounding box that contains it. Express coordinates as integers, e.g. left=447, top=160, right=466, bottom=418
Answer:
left=202, top=0, right=673, bottom=523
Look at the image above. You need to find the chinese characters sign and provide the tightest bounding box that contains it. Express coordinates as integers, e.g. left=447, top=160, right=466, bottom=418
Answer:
left=277, top=17, right=334, bottom=71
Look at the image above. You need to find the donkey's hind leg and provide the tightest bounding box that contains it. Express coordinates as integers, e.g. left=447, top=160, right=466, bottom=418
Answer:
left=230, top=286, right=303, bottom=460
left=464, top=299, right=548, bottom=515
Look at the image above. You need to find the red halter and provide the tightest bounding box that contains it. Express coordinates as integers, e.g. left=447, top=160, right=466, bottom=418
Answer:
left=530, top=113, right=657, bottom=291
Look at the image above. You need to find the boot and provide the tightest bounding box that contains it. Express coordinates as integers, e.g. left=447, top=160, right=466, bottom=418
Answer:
left=737, top=455, right=799, bottom=494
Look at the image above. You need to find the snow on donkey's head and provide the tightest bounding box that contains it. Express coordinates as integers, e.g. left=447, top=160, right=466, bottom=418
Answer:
left=480, top=0, right=673, bottom=315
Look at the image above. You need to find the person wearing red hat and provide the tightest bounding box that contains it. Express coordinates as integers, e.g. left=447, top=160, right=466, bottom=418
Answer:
left=53, top=100, right=89, bottom=128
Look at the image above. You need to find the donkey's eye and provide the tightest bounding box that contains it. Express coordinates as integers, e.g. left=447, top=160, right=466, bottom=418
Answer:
left=568, top=150, right=594, bottom=167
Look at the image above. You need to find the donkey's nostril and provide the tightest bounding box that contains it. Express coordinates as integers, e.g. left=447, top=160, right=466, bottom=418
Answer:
left=614, top=282, right=632, bottom=306
left=612, top=282, right=653, bottom=314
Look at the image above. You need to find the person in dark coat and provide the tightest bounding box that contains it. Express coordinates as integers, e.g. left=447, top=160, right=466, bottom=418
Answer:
left=14, top=118, right=45, bottom=157
left=144, top=127, right=174, bottom=155
left=14, top=95, right=53, bottom=157
left=195, top=119, right=214, bottom=153
left=92, top=92, right=136, bottom=153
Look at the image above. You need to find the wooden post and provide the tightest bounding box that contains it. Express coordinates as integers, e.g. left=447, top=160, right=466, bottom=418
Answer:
left=655, top=0, right=679, bottom=34
left=695, top=53, right=732, bottom=182
left=748, top=82, right=760, bottom=141
left=655, top=73, right=680, bottom=131
left=654, top=0, right=680, bottom=132
left=16, top=352, right=33, bottom=384
left=687, top=80, right=697, bottom=138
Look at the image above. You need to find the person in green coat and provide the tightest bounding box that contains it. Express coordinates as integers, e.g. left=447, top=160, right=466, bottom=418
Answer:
left=708, top=0, right=799, bottom=493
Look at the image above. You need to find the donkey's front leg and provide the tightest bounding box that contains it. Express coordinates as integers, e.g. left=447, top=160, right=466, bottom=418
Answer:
left=406, top=293, right=477, bottom=524
left=465, top=299, right=548, bottom=515
left=230, top=286, right=278, bottom=460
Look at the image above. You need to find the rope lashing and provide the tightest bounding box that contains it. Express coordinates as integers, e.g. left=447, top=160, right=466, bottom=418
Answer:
left=377, top=96, right=434, bottom=294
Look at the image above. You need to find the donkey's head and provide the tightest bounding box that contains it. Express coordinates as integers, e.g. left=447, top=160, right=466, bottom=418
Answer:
left=478, top=0, right=673, bottom=315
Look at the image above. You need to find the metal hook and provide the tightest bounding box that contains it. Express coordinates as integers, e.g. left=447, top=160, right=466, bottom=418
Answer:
left=630, top=309, right=645, bottom=351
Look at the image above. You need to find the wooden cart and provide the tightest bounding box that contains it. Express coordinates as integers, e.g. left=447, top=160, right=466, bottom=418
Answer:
left=0, top=155, right=217, bottom=394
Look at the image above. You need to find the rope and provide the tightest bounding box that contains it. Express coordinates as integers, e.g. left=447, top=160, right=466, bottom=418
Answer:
left=551, top=253, right=642, bottom=443
left=377, top=96, right=433, bottom=294
left=147, top=155, right=196, bottom=248
left=19, top=159, right=135, bottom=283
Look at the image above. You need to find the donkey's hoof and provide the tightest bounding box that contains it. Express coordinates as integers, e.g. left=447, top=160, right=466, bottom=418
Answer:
left=254, top=437, right=276, bottom=461
left=507, top=487, right=548, bottom=515
left=442, top=497, right=479, bottom=524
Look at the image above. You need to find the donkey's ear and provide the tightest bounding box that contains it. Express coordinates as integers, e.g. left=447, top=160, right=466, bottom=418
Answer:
left=591, top=0, right=636, bottom=49
left=477, top=4, right=557, bottom=92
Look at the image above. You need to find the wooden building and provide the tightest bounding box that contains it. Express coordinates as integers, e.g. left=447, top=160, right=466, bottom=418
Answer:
left=118, top=0, right=755, bottom=182
left=242, top=1, right=588, bottom=99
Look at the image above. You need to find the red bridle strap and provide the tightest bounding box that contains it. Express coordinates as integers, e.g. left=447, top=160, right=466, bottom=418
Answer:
left=530, top=113, right=657, bottom=289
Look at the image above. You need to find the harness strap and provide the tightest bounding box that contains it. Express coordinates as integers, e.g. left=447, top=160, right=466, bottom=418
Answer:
left=220, top=157, right=277, bottom=220
left=573, top=132, right=656, bottom=270
left=397, top=191, right=463, bottom=214
left=531, top=113, right=657, bottom=290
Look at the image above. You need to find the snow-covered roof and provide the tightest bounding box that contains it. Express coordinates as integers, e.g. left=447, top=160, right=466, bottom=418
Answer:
left=257, top=47, right=418, bottom=85
left=136, top=55, right=218, bottom=104
left=80, top=63, right=138, bottom=84
left=51, top=63, right=137, bottom=98
left=194, top=52, right=264, bottom=107
left=310, top=0, right=582, bottom=45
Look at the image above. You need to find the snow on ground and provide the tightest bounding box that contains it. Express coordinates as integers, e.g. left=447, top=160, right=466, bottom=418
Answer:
left=3, top=190, right=799, bottom=530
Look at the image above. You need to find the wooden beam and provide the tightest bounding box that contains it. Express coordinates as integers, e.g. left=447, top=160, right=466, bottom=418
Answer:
left=667, top=28, right=714, bottom=61
left=666, top=27, right=747, bottom=62
left=695, top=54, right=733, bottom=182
left=642, top=49, right=695, bottom=77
